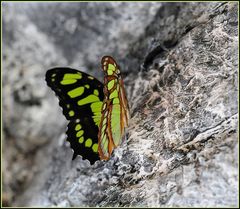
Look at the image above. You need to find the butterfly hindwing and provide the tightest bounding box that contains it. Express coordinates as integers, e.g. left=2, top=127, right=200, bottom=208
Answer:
left=67, top=119, right=99, bottom=164
left=45, top=68, right=104, bottom=164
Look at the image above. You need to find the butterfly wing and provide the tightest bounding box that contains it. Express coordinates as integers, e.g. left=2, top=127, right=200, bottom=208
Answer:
left=45, top=67, right=104, bottom=164
left=98, top=56, right=130, bottom=160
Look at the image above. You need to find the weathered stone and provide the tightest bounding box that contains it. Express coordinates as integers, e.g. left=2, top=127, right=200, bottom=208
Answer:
left=2, top=2, right=238, bottom=207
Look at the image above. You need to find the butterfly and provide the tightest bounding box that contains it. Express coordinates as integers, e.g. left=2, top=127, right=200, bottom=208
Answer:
left=45, top=56, right=130, bottom=164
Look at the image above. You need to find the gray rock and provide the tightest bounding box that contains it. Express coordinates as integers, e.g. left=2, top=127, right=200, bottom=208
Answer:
left=2, top=2, right=238, bottom=207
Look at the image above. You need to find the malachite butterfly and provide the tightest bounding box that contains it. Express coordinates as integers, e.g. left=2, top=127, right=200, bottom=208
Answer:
left=45, top=56, right=130, bottom=164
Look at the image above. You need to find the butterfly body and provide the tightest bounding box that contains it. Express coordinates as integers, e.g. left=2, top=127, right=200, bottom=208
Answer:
left=45, top=56, right=129, bottom=164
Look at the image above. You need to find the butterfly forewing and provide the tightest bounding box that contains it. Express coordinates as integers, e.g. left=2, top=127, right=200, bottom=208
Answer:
left=45, top=68, right=104, bottom=164
left=98, top=56, right=130, bottom=160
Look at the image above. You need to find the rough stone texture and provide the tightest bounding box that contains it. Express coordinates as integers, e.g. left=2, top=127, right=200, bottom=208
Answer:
left=2, top=2, right=238, bottom=207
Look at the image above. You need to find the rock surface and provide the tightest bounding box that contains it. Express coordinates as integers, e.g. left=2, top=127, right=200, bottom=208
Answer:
left=2, top=2, right=238, bottom=207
